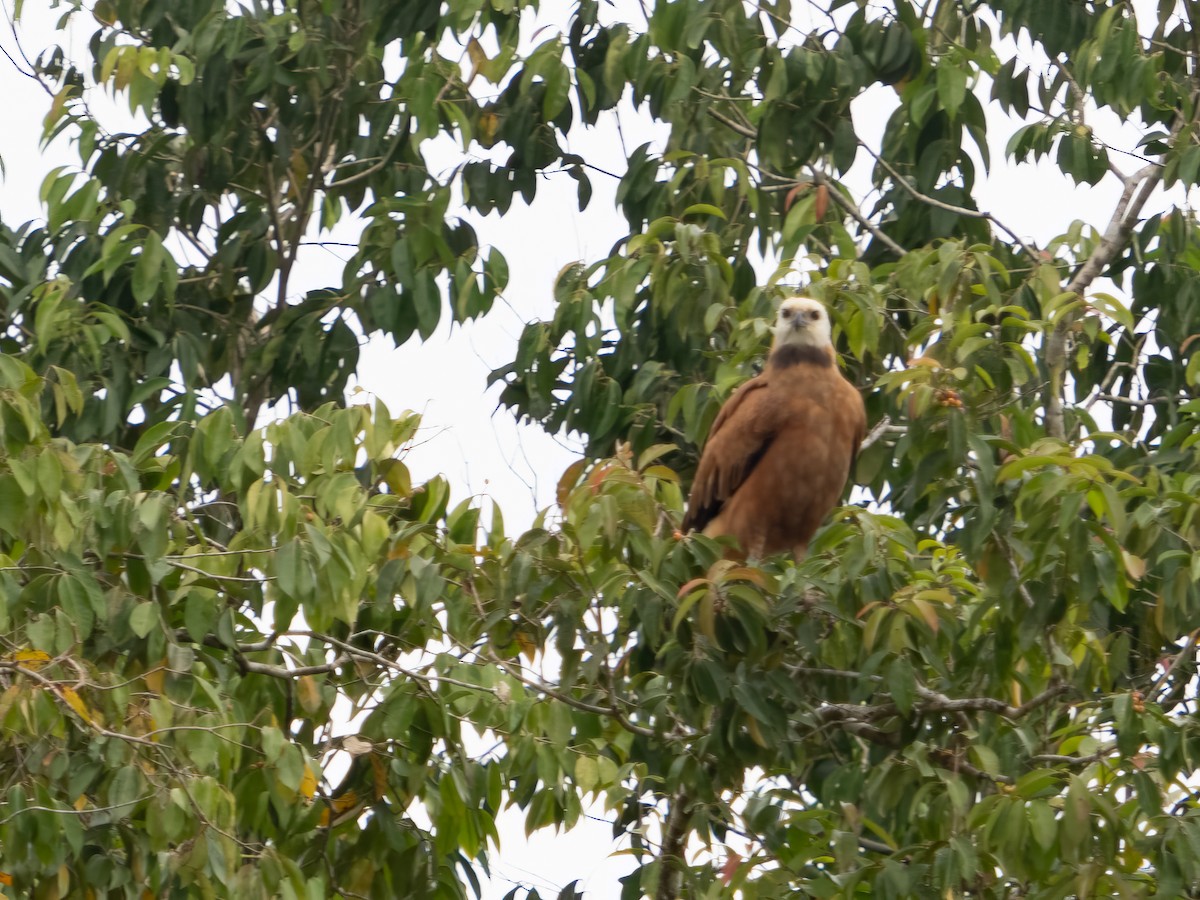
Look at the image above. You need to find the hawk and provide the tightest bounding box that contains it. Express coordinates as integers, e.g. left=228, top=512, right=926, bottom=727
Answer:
left=682, top=296, right=867, bottom=561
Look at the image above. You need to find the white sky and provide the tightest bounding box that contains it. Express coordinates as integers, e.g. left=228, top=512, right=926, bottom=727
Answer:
left=0, top=0, right=1184, bottom=896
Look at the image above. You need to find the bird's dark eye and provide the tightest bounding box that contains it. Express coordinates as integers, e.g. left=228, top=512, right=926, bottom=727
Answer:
left=808, top=310, right=820, bottom=321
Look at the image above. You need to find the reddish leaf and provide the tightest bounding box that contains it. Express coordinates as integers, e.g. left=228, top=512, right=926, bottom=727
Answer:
left=814, top=183, right=829, bottom=220
left=784, top=181, right=811, bottom=210
left=721, top=851, right=742, bottom=885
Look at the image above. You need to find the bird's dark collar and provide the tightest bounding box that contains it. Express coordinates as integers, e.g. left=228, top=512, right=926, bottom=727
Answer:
left=769, top=344, right=833, bottom=369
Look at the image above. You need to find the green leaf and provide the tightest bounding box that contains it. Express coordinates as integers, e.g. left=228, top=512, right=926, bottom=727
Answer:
left=108, top=766, right=143, bottom=820
left=129, top=601, right=158, bottom=638
left=936, top=63, right=967, bottom=119
left=132, top=230, right=164, bottom=304
left=681, top=203, right=726, bottom=220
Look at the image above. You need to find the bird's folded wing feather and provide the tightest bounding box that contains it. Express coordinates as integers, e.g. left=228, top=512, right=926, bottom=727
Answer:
left=682, top=375, right=775, bottom=533
left=843, top=380, right=867, bottom=481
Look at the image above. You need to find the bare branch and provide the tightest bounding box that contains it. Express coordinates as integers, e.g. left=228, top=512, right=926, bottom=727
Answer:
left=859, top=414, right=895, bottom=452
left=916, top=682, right=1068, bottom=720
left=0, top=663, right=160, bottom=747
left=154, top=556, right=268, bottom=585
left=1030, top=746, right=1112, bottom=766
left=1045, top=113, right=1185, bottom=439
left=813, top=682, right=1067, bottom=736
left=0, top=796, right=157, bottom=827
left=238, top=656, right=352, bottom=678
left=789, top=665, right=883, bottom=682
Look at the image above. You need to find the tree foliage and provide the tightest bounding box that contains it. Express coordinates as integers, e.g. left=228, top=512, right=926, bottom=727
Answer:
left=4, top=0, right=1200, bottom=897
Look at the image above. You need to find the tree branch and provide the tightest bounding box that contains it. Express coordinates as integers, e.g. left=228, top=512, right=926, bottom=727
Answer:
left=488, top=653, right=659, bottom=738
left=814, top=681, right=1067, bottom=730
left=705, top=106, right=756, bottom=139
left=326, top=132, right=407, bottom=190
left=1149, top=629, right=1199, bottom=701
left=858, top=414, right=895, bottom=452
left=655, top=787, right=691, bottom=900
left=862, top=142, right=1040, bottom=261
left=1045, top=114, right=1186, bottom=439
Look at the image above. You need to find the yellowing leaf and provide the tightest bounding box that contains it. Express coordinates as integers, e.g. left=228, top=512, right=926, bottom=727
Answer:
left=370, top=754, right=388, bottom=799
left=909, top=597, right=939, bottom=633
left=58, top=686, right=100, bottom=725
left=8, top=649, right=51, bottom=670
left=1122, top=551, right=1146, bottom=581
left=717, top=566, right=769, bottom=587
left=466, top=37, right=488, bottom=75
left=321, top=790, right=363, bottom=828
left=914, top=587, right=955, bottom=605
left=333, top=789, right=360, bottom=815
left=908, top=356, right=942, bottom=369
left=296, top=675, right=322, bottom=714
left=299, top=762, right=318, bottom=802
left=515, top=627, right=538, bottom=664
left=478, top=112, right=499, bottom=144
left=288, top=149, right=310, bottom=203
left=746, top=715, right=770, bottom=749
left=92, top=1, right=117, bottom=25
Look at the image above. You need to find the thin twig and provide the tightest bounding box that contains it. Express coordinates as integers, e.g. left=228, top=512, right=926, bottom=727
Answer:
left=326, top=132, right=407, bottom=190
left=1149, top=630, right=1199, bottom=701
left=1030, top=746, right=1112, bottom=766
left=999, top=540, right=1036, bottom=609
left=705, top=106, right=756, bottom=139
left=863, top=143, right=1040, bottom=261
left=929, top=747, right=1015, bottom=785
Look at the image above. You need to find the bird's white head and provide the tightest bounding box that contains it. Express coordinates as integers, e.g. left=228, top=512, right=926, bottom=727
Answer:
left=771, top=296, right=832, bottom=350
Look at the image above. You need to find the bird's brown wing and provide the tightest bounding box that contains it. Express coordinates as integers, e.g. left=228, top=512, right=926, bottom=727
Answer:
left=839, top=375, right=868, bottom=483
left=682, top=374, right=777, bottom=534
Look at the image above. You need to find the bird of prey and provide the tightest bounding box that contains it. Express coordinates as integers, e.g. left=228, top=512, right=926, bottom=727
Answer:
left=682, top=296, right=867, bottom=561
